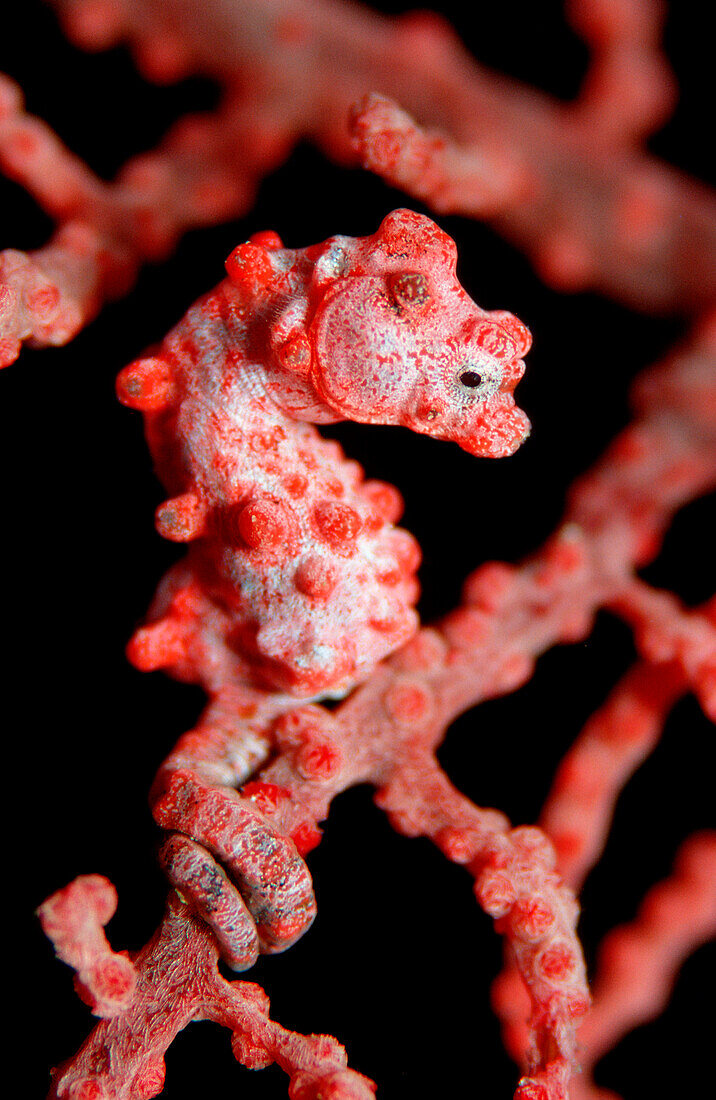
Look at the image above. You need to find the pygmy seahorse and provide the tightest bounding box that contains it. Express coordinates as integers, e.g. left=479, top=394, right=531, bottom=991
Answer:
left=116, top=209, right=531, bottom=698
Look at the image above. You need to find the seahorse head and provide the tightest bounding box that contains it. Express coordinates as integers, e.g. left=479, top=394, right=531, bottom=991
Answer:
left=303, top=209, right=531, bottom=458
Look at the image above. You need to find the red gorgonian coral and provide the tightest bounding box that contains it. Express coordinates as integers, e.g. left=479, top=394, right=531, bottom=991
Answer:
left=5, top=1, right=714, bottom=1099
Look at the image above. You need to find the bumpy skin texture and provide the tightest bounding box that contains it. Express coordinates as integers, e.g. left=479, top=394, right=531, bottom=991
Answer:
left=117, top=209, right=530, bottom=698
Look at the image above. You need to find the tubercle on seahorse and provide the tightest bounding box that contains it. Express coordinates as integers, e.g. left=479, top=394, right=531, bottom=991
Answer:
left=116, top=208, right=531, bottom=698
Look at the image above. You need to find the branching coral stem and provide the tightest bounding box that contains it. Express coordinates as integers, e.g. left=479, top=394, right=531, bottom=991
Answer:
left=45, top=890, right=377, bottom=1100
left=2, top=0, right=713, bottom=370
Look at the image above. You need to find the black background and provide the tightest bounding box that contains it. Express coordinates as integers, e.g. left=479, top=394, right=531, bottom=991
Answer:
left=3, top=2, right=713, bottom=1097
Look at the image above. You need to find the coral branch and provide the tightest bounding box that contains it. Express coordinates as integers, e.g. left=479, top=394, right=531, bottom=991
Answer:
left=608, top=586, right=716, bottom=719
left=539, top=660, right=684, bottom=891
left=349, top=93, right=529, bottom=220
left=0, top=74, right=280, bottom=365
left=0, top=0, right=708, bottom=370
left=38, top=876, right=137, bottom=1018
left=573, top=832, right=716, bottom=1099
left=492, top=599, right=715, bottom=1075
left=350, top=90, right=716, bottom=309
left=373, top=758, right=590, bottom=1100
left=565, top=0, right=677, bottom=144
left=48, top=0, right=713, bottom=312
left=493, top=833, right=716, bottom=1100
left=46, top=890, right=376, bottom=1100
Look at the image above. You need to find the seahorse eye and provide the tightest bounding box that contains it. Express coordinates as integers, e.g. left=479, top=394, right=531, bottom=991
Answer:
left=459, top=369, right=483, bottom=389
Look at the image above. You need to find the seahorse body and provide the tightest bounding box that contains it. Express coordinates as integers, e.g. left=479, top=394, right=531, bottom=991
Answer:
left=117, top=210, right=531, bottom=697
